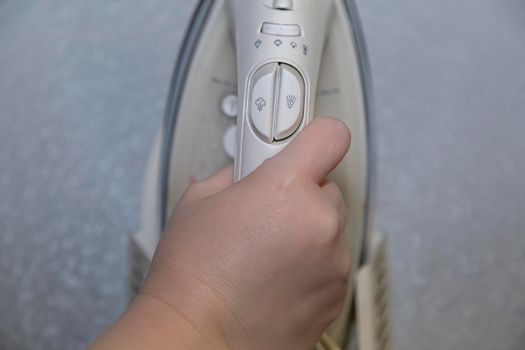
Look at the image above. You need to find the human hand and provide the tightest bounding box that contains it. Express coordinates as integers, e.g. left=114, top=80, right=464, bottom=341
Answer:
left=142, top=117, right=352, bottom=350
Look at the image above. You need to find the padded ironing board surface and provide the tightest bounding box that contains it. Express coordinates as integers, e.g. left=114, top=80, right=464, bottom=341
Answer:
left=0, top=0, right=524, bottom=349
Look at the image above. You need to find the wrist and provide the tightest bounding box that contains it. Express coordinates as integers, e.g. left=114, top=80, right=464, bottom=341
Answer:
left=90, top=292, right=230, bottom=350
left=135, top=293, right=230, bottom=350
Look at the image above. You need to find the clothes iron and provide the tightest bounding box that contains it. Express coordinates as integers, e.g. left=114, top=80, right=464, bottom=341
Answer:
left=132, top=1, right=391, bottom=349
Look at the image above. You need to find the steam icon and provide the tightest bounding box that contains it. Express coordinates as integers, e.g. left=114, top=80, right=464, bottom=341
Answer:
left=255, top=97, right=267, bottom=112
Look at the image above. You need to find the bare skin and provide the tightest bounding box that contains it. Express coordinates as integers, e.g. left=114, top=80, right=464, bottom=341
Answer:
left=91, top=117, right=352, bottom=350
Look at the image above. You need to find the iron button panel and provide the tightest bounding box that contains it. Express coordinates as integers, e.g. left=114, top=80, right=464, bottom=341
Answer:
left=250, top=62, right=305, bottom=143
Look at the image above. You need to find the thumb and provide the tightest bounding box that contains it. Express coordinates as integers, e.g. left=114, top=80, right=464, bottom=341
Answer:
left=262, top=117, right=351, bottom=184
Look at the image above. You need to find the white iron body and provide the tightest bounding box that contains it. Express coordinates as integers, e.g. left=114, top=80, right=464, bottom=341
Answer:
left=132, top=1, right=391, bottom=349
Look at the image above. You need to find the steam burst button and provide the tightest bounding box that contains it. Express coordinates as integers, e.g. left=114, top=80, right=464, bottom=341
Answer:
left=250, top=63, right=278, bottom=142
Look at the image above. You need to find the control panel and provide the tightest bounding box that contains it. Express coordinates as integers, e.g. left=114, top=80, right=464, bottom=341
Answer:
left=250, top=62, right=305, bottom=143
left=232, top=0, right=333, bottom=181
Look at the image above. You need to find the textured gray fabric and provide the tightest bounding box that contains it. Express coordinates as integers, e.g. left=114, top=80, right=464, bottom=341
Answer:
left=0, top=1, right=524, bottom=349
left=363, top=1, right=525, bottom=349
left=0, top=1, right=196, bottom=349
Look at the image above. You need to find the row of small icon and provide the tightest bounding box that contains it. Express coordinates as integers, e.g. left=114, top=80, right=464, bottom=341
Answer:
left=254, top=39, right=308, bottom=55
left=255, top=94, right=297, bottom=112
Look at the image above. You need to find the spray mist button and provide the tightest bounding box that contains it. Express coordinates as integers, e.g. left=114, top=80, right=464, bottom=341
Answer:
left=274, top=64, right=304, bottom=141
